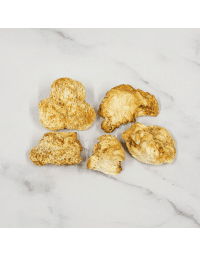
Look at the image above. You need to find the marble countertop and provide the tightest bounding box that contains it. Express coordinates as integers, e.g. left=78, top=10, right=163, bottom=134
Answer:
left=0, top=28, right=200, bottom=228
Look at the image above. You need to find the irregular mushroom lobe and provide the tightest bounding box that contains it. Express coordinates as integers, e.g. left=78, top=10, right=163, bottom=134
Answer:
left=39, top=99, right=66, bottom=131
left=99, top=91, right=137, bottom=132
left=87, top=135, right=125, bottom=175
left=29, top=132, right=82, bottom=166
left=98, top=85, right=159, bottom=133
left=39, top=78, right=96, bottom=131
left=122, top=123, right=176, bottom=165
left=135, top=89, right=159, bottom=117
left=50, top=77, right=86, bottom=102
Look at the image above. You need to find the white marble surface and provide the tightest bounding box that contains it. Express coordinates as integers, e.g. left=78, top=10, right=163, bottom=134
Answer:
left=0, top=28, right=200, bottom=228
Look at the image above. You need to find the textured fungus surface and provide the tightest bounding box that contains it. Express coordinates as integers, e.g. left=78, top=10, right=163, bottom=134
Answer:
left=122, top=123, right=176, bottom=165
left=39, top=78, right=96, bottom=131
left=29, top=132, right=82, bottom=166
left=87, top=135, right=125, bottom=175
left=98, top=85, right=159, bottom=133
